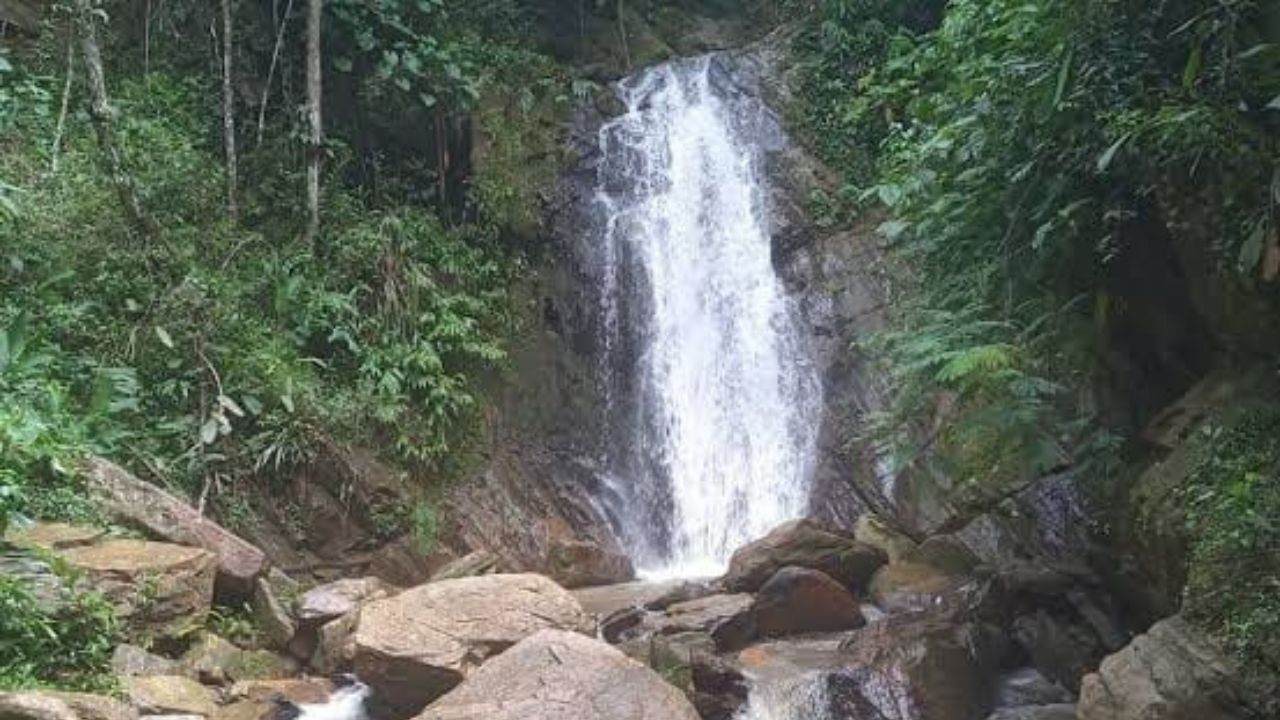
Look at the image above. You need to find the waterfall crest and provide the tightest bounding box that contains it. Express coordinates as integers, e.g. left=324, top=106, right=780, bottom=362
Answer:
left=592, top=56, right=821, bottom=578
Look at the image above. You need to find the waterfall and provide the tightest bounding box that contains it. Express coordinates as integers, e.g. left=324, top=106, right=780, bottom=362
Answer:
left=592, top=55, right=821, bottom=578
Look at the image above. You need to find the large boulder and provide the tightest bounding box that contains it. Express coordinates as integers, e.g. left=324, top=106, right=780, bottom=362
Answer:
left=353, top=573, right=592, bottom=715
left=752, top=567, right=865, bottom=638
left=294, top=576, right=392, bottom=627
left=1077, top=615, right=1254, bottom=720
left=111, top=644, right=180, bottom=678
left=0, top=693, right=136, bottom=720
left=123, top=676, right=218, bottom=717
left=826, top=606, right=1006, bottom=720
left=82, top=458, right=267, bottom=599
left=180, top=633, right=293, bottom=685
left=57, top=539, right=216, bottom=640
left=545, top=535, right=635, bottom=589
left=645, top=593, right=757, bottom=652
left=722, top=520, right=886, bottom=593
left=4, top=522, right=106, bottom=551
left=250, top=570, right=297, bottom=650
left=214, top=679, right=334, bottom=720
left=854, top=514, right=918, bottom=563
left=416, top=630, right=701, bottom=720
left=869, top=562, right=965, bottom=613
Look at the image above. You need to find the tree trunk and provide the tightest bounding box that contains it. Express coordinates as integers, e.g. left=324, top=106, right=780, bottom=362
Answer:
left=303, top=0, right=322, bottom=248
left=257, top=0, right=295, bottom=148
left=221, top=0, right=238, bottom=222
left=71, top=0, right=158, bottom=239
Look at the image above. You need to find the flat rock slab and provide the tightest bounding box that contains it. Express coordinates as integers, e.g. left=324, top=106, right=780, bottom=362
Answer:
left=416, top=630, right=701, bottom=720
left=4, top=522, right=106, bottom=550
left=124, top=676, right=218, bottom=718
left=58, top=539, right=216, bottom=640
left=0, top=692, right=137, bottom=720
left=83, top=457, right=267, bottom=600
left=354, top=573, right=592, bottom=715
left=572, top=579, right=692, bottom=619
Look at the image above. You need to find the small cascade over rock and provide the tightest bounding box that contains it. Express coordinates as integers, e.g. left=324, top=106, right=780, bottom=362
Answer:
left=734, top=674, right=833, bottom=720
left=591, top=54, right=821, bottom=579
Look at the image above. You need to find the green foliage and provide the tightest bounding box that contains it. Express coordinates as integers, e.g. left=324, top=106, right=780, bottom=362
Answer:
left=411, top=499, right=439, bottom=554
left=797, top=0, right=1279, bottom=495
left=0, top=18, right=525, bottom=522
left=0, top=567, right=120, bottom=692
left=1181, top=405, right=1280, bottom=674
left=206, top=605, right=261, bottom=649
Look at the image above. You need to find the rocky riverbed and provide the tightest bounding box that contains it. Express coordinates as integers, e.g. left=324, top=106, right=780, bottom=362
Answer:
left=0, top=463, right=1265, bottom=720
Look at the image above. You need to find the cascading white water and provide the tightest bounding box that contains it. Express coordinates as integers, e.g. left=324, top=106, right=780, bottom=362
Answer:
left=733, top=675, right=833, bottom=720
left=593, top=56, right=821, bottom=578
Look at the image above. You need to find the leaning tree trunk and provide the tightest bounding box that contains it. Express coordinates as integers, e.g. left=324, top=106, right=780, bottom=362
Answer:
left=71, top=0, right=157, bottom=238
left=303, top=0, right=322, bottom=248
left=221, top=0, right=238, bottom=222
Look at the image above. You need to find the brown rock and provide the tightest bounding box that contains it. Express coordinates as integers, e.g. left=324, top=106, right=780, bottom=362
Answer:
left=545, top=535, right=635, bottom=589
left=428, top=551, right=500, bottom=582
left=416, top=630, right=701, bottom=720
left=829, top=607, right=1007, bottom=720
left=123, top=676, right=217, bottom=717
left=353, top=573, right=592, bottom=715
left=752, top=566, right=865, bottom=638
left=854, top=514, right=918, bottom=563
left=869, top=562, right=963, bottom=613
left=57, top=539, right=216, bottom=640
left=295, top=577, right=390, bottom=627
left=1077, top=615, right=1252, bottom=720
left=216, top=679, right=334, bottom=720
left=310, top=610, right=358, bottom=674
left=111, top=643, right=180, bottom=677
left=250, top=572, right=296, bottom=650
left=4, top=522, right=106, bottom=551
left=0, top=693, right=136, bottom=720
left=722, top=519, right=886, bottom=593
left=83, top=457, right=267, bottom=600
left=180, top=634, right=291, bottom=685
left=652, top=593, right=757, bottom=651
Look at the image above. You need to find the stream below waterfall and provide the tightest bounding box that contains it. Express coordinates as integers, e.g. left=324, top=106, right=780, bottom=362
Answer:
left=591, top=54, right=821, bottom=581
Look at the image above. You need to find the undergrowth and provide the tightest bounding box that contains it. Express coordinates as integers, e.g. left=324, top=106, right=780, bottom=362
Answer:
left=1181, top=403, right=1280, bottom=687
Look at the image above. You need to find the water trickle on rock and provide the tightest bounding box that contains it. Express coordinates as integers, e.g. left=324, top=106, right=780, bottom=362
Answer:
left=592, top=55, right=821, bottom=579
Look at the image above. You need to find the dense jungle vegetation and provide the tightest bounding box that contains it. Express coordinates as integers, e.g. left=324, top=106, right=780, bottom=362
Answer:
left=1, top=0, right=1278, bottom=694
left=788, top=0, right=1279, bottom=682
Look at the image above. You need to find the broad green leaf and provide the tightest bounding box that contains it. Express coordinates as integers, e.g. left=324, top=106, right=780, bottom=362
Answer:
left=1182, top=45, right=1203, bottom=91
left=200, top=417, right=219, bottom=445
left=218, top=394, right=245, bottom=418
left=1052, top=50, right=1072, bottom=108
left=154, top=326, right=175, bottom=349
left=1096, top=133, right=1132, bottom=173
left=1237, top=221, right=1265, bottom=274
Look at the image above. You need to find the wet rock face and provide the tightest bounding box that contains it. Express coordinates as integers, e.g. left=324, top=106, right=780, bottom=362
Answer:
left=1077, top=615, right=1255, bottom=720
left=352, top=574, right=593, bottom=716
left=723, top=519, right=887, bottom=593
left=57, top=539, right=217, bottom=641
left=0, top=692, right=137, bottom=720
left=752, top=567, right=865, bottom=638
left=416, top=630, right=701, bottom=720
